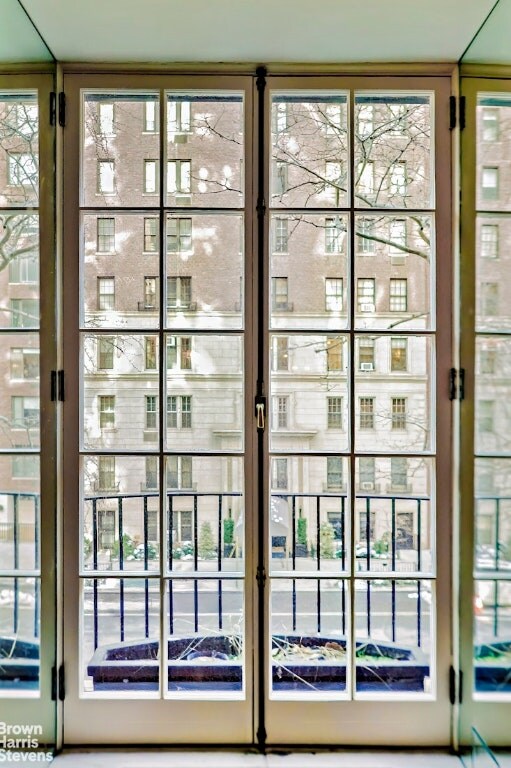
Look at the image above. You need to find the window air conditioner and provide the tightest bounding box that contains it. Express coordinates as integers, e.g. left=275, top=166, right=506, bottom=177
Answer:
left=360, top=481, right=374, bottom=490
left=360, top=362, right=374, bottom=371
left=360, top=303, right=375, bottom=312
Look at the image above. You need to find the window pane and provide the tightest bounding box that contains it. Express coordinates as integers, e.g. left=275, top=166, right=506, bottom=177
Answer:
left=0, top=214, right=39, bottom=328
left=0, top=93, right=38, bottom=207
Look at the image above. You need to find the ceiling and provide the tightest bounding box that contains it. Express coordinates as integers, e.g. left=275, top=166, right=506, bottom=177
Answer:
left=0, top=0, right=501, bottom=64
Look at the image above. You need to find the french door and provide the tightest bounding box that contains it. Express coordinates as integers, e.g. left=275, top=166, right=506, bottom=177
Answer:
left=62, top=72, right=453, bottom=746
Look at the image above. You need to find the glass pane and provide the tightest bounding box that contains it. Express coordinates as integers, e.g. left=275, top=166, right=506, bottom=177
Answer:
left=471, top=728, right=500, bottom=768
left=82, top=578, right=160, bottom=694
left=354, top=457, right=434, bottom=574
left=82, top=334, right=160, bottom=451
left=477, top=96, right=511, bottom=212
left=0, top=334, right=39, bottom=449
left=476, top=215, right=511, bottom=331
left=82, top=455, right=160, bottom=572
left=0, top=213, right=39, bottom=329
left=270, top=578, right=350, bottom=694
left=475, top=338, right=511, bottom=454
left=82, top=93, right=160, bottom=208
left=355, top=336, right=433, bottom=452
left=165, top=334, right=243, bottom=452
left=270, top=214, right=349, bottom=330
left=271, top=94, right=348, bottom=209
left=165, top=213, right=243, bottom=330
left=355, top=579, right=432, bottom=693
left=269, top=456, right=349, bottom=574
left=354, top=215, right=433, bottom=331
left=474, top=579, right=511, bottom=694
left=0, top=454, right=39, bottom=571
left=354, top=94, right=433, bottom=209
left=0, top=93, right=38, bottom=207
left=166, top=456, right=244, bottom=574
left=270, top=335, right=349, bottom=453
left=0, top=577, right=40, bottom=692
left=166, top=578, right=244, bottom=693
left=166, top=93, right=244, bottom=208
left=81, top=213, right=160, bottom=329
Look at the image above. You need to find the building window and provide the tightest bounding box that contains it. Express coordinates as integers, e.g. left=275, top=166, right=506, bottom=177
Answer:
left=390, top=278, right=407, bottom=311
left=391, top=397, right=407, bottom=429
left=97, top=160, right=115, bottom=194
left=98, top=277, right=115, bottom=310
left=174, top=510, right=193, bottom=543
left=9, top=255, right=37, bottom=284
left=482, top=108, right=499, bottom=142
left=327, top=396, right=343, bottom=428
left=358, top=337, right=375, bottom=370
left=325, top=160, right=343, bottom=203
left=168, top=160, right=191, bottom=194
left=272, top=396, right=288, bottom=429
left=167, top=395, right=192, bottom=429
left=272, top=458, right=288, bottom=490
left=145, top=395, right=158, bottom=430
left=325, top=217, right=344, bottom=253
left=481, top=167, right=499, bottom=201
left=480, top=282, right=498, bottom=315
left=167, top=217, right=192, bottom=252
left=167, top=336, right=192, bottom=370
left=359, top=457, right=375, bottom=490
left=357, top=278, right=375, bottom=312
left=273, top=102, right=288, bottom=134
left=10, top=299, right=39, bottom=328
left=144, top=159, right=158, bottom=193
left=479, top=348, right=496, bottom=375
left=357, top=217, right=375, bottom=253
left=10, top=348, right=39, bottom=380
left=168, top=101, right=191, bottom=133
left=481, top=224, right=498, bottom=258
left=98, top=102, right=114, bottom=135
left=98, top=395, right=115, bottom=429
left=389, top=162, right=406, bottom=196
left=98, top=456, right=116, bottom=491
left=358, top=161, right=374, bottom=197
left=145, top=456, right=158, bottom=490
left=98, top=510, right=115, bottom=550
left=357, top=104, right=374, bottom=139
left=389, top=219, right=406, bottom=256
left=359, top=397, right=374, bottom=429
left=98, top=336, right=114, bottom=370
left=325, top=102, right=342, bottom=135
left=391, top=457, right=408, bottom=490
left=11, top=455, right=38, bottom=479
left=326, top=337, right=342, bottom=371
left=389, top=103, right=408, bottom=133
left=272, top=336, right=289, bottom=371
left=167, top=455, right=193, bottom=489
left=167, top=276, right=192, bottom=309
left=12, top=102, right=38, bottom=137
left=11, top=396, right=39, bottom=429
left=143, top=277, right=158, bottom=309
left=325, top=278, right=343, bottom=312
left=273, top=218, right=288, bottom=253
left=391, top=337, right=407, bottom=371
left=327, top=456, right=343, bottom=490
left=97, top=217, right=115, bottom=253
left=272, top=277, right=289, bottom=311
left=478, top=400, right=494, bottom=433
left=144, top=100, right=158, bottom=132
left=7, top=153, right=37, bottom=186
left=144, top=217, right=158, bottom=252
left=145, top=336, right=157, bottom=370
left=273, top=162, right=288, bottom=196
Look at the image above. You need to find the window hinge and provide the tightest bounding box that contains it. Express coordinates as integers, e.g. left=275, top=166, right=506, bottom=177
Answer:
left=449, top=96, right=466, bottom=131
left=51, top=664, right=65, bottom=701
left=49, top=92, right=56, bottom=126
left=449, top=665, right=463, bottom=705
left=449, top=368, right=465, bottom=401
left=256, top=565, right=266, bottom=588
left=51, top=370, right=65, bottom=402
left=58, top=92, right=66, bottom=128
left=255, top=395, right=266, bottom=431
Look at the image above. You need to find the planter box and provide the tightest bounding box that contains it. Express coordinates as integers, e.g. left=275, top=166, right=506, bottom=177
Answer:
left=475, top=640, right=511, bottom=692
left=0, top=637, right=39, bottom=689
left=87, top=634, right=429, bottom=693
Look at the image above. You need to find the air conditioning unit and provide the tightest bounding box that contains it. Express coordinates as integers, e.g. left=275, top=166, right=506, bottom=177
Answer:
left=360, top=481, right=374, bottom=490
left=360, top=303, right=375, bottom=312
left=360, top=362, right=374, bottom=371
